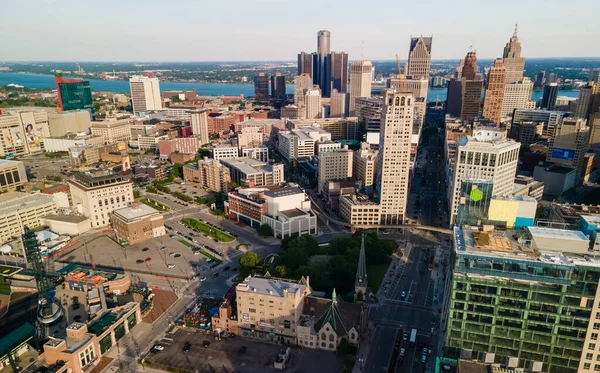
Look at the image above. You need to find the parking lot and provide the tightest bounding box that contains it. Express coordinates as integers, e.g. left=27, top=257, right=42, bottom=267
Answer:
left=146, top=329, right=344, bottom=373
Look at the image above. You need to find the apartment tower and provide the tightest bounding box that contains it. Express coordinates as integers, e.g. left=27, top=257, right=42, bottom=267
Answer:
left=129, top=76, right=162, bottom=113
left=377, top=89, right=414, bottom=224
left=189, top=109, right=210, bottom=146
left=482, top=59, right=506, bottom=125
left=406, top=36, right=433, bottom=80
left=502, top=24, right=525, bottom=84
left=349, top=61, right=373, bottom=116
left=318, top=146, right=353, bottom=194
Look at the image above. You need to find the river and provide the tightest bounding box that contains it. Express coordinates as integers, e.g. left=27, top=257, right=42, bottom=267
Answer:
left=0, top=72, right=581, bottom=103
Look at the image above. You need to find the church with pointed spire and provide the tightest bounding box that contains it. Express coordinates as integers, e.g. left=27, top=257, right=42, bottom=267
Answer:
left=354, top=233, right=368, bottom=303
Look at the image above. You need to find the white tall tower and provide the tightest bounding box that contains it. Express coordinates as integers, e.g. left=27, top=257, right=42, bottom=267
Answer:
left=190, top=109, right=209, bottom=146
left=349, top=61, right=373, bottom=116
left=305, top=88, right=322, bottom=119
left=129, top=76, right=162, bottom=113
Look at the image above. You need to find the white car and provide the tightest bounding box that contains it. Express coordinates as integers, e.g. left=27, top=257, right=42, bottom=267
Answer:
left=160, top=246, right=168, bottom=251
left=200, top=277, right=207, bottom=282
left=167, top=264, right=176, bottom=269
left=194, top=251, right=201, bottom=256
left=382, top=231, right=390, bottom=235
left=154, top=345, right=164, bottom=351
left=401, top=291, right=406, bottom=298
left=421, top=354, right=427, bottom=363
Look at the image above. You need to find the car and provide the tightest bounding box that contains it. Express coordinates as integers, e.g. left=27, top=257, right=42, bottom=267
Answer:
left=142, top=247, right=150, bottom=252
left=136, top=259, right=144, bottom=264
left=232, top=267, right=238, bottom=272
left=189, top=232, right=195, bottom=236
left=160, top=246, right=168, bottom=251
left=193, top=240, right=198, bottom=244
left=145, top=257, right=152, bottom=262
left=403, top=333, right=408, bottom=341
left=194, top=251, right=201, bottom=256
left=400, top=348, right=405, bottom=356
left=200, top=277, right=207, bottom=282
left=422, top=354, right=427, bottom=363
left=169, top=252, right=176, bottom=257
left=223, top=266, right=230, bottom=271
left=206, top=259, right=214, bottom=263
left=202, top=340, right=210, bottom=348
left=401, top=291, right=406, bottom=298
left=423, top=348, right=429, bottom=355
left=213, top=272, right=219, bottom=278
left=183, top=342, right=191, bottom=352
left=174, top=254, right=181, bottom=258
left=169, top=235, right=175, bottom=238
left=382, top=231, right=390, bottom=235
left=154, top=345, right=164, bottom=351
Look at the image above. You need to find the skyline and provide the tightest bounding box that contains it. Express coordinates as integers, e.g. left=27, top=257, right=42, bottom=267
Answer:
left=2, top=0, right=600, bottom=62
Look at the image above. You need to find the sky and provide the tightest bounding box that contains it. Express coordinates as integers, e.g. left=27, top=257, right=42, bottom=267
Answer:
left=2, top=0, right=599, bottom=62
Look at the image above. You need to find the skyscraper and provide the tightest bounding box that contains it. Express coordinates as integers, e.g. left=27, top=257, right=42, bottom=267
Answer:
left=305, top=87, right=322, bottom=119
left=541, top=83, right=559, bottom=109
left=406, top=36, right=433, bottom=80
left=254, top=73, right=269, bottom=100
left=502, top=24, right=525, bottom=83
left=317, top=30, right=331, bottom=95
left=325, top=51, right=348, bottom=98
left=270, top=73, right=286, bottom=99
left=547, top=73, right=557, bottom=84
left=129, top=75, right=162, bottom=113
left=377, top=90, right=414, bottom=224
left=534, top=71, right=546, bottom=89
left=55, top=74, right=93, bottom=114
left=294, top=74, right=313, bottom=106
left=330, top=89, right=347, bottom=118
left=548, top=117, right=589, bottom=181
left=482, top=59, right=506, bottom=125
left=189, top=109, right=209, bottom=146
left=297, top=52, right=316, bottom=78
left=461, top=51, right=478, bottom=80
left=349, top=61, right=373, bottom=116
left=574, top=81, right=600, bottom=119
left=501, top=78, right=534, bottom=117
left=445, top=79, right=463, bottom=118
left=461, top=79, right=483, bottom=122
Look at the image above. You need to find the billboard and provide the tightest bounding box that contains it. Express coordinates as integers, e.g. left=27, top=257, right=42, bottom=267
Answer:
left=552, top=148, right=575, bottom=161
left=2, top=127, right=25, bottom=148
left=23, top=121, right=45, bottom=153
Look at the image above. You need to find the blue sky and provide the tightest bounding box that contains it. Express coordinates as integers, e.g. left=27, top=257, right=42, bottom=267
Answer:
left=2, top=0, right=599, bottom=61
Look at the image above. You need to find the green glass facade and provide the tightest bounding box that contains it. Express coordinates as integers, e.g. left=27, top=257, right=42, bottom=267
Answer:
left=58, top=81, right=93, bottom=112
left=445, top=252, right=600, bottom=373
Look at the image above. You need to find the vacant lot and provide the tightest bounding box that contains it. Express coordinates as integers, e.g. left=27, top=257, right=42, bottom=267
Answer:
left=146, top=329, right=344, bottom=373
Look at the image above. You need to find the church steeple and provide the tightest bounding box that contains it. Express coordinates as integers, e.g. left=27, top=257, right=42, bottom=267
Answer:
left=354, top=234, right=368, bottom=303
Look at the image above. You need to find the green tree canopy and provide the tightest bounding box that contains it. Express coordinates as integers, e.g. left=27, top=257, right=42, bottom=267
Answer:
left=240, top=252, right=260, bottom=268
left=258, top=224, right=274, bottom=237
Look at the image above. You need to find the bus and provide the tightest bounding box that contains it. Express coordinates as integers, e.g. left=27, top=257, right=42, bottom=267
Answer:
left=409, top=329, right=417, bottom=345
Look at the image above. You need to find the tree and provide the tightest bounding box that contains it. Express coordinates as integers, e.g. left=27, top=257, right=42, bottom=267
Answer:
left=197, top=148, right=211, bottom=158
left=171, top=163, right=184, bottom=179
left=258, top=224, right=274, bottom=237
left=240, top=252, right=260, bottom=268
left=230, top=181, right=240, bottom=189
left=274, top=265, right=288, bottom=277
left=286, top=235, right=319, bottom=256
left=281, top=244, right=310, bottom=271
left=133, top=190, right=141, bottom=198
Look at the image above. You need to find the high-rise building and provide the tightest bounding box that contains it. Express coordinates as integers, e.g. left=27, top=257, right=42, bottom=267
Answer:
left=462, top=51, right=478, bottom=80
left=297, top=51, right=316, bottom=79
left=502, top=24, right=525, bottom=83
left=355, top=97, right=383, bottom=143
left=547, top=72, right=557, bottom=84
left=54, top=74, right=93, bottom=114
left=574, top=82, right=600, bottom=119
left=183, top=157, right=231, bottom=192
left=448, top=128, right=520, bottom=224
left=482, top=59, right=506, bottom=125
left=445, top=79, right=463, bottom=118
left=589, top=112, right=600, bottom=147
left=548, top=117, right=589, bottom=181
left=317, top=30, right=331, bottom=94
left=501, top=77, right=534, bottom=117
left=270, top=73, right=286, bottom=99
left=534, top=70, right=546, bottom=88
left=254, top=73, right=269, bottom=100
left=330, top=89, right=347, bottom=118
left=461, top=79, right=484, bottom=122
left=325, top=52, right=348, bottom=98
left=305, top=87, right=322, bottom=119
left=377, top=90, right=414, bottom=224
left=294, top=73, right=313, bottom=107
left=406, top=36, right=433, bottom=80
left=353, top=143, right=378, bottom=190
left=129, top=75, right=162, bottom=113
left=513, top=108, right=570, bottom=138
left=349, top=61, right=373, bottom=116
left=189, top=109, right=210, bottom=146
left=541, top=83, right=559, bottom=109
left=318, top=146, right=353, bottom=194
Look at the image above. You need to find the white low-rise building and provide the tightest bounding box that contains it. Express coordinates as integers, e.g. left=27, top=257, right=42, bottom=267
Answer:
left=43, top=133, right=105, bottom=152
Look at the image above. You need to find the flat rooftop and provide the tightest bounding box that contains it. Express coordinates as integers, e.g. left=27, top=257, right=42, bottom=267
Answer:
left=43, top=214, right=89, bottom=224
left=527, top=226, right=588, bottom=242
left=0, top=264, right=23, bottom=277
left=113, top=203, right=161, bottom=221
left=279, top=208, right=311, bottom=219
left=0, top=192, right=55, bottom=216
left=236, top=276, right=307, bottom=298
left=0, top=159, right=23, bottom=167
left=263, top=186, right=304, bottom=198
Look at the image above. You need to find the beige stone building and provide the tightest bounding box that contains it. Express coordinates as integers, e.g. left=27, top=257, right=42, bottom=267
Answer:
left=548, top=117, right=589, bottom=181
left=353, top=144, right=378, bottom=189
left=190, top=109, right=210, bottom=146
left=183, top=157, right=231, bottom=192
left=111, top=200, right=165, bottom=245
left=318, top=146, right=353, bottom=194
left=589, top=113, right=600, bottom=148
left=501, top=78, right=534, bottom=117
left=339, top=194, right=381, bottom=226
left=305, top=87, right=322, bottom=119
left=90, top=118, right=132, bottom=144
left=482, top=59, right=506, bottom=125
left=0, top=192, right=57, bottom=244
left=68, top=170, right=134, bottom=228
left=0, top=160, right=27, bottom=192
left=330, top=89, right=347, bottom=118
left=289, top=117, right=358, bottom=141
left=349, top=61, right=372, bottom=116
left=129, top=75, right=162, bottom=113
left=406, top=36, right=433, bottom=81
left=236, top=276, right=312, bottom=343
left=502, top=25, right=525, bottom=84
left=238, top=126, right=264, bottom=149
left=220, top=157, right=283, bottom=187
left=294, top=74, right=313, bottom=107
left=48, top=110, right=91, bottom=137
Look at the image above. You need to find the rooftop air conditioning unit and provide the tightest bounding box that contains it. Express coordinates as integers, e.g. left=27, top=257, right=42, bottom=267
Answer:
left=529, top=361, right=543, bottom=372
left=483, top=352, right=495, bottom=363
left=505, top=357, right=519, bottom=368
left=460, top=349, right=473, bottom=360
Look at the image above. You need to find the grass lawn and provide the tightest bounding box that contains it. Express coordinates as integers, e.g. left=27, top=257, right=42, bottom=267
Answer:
left=178, top=239, right=222, bottom=263
left=181, top=218, right=235, bottom=243
left=367, top=257, right=392, bottom=293
left=140, top=198, right=170, bottom=211
left=178, top=239, right=194, bottom=248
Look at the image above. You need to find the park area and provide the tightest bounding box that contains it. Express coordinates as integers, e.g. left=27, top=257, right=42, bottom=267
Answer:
left=140, top=198, right=170, bottom=211
left=181, top=218, right=235, bottom=243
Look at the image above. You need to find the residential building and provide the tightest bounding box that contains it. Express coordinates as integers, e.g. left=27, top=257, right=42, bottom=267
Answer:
left=353, top=143, right=378, bottom=190
left=212, top=144, right=239, bottom=160
left=0, top=160, right=27, bottom=192
left=183, top=157, right=230, bottom=192
left=0, top=192, right=57, bottom=244
left=449, top=128, right=520, bottom=224
left=47, top=110, right=91, bottom=137
left=406, top=36, right=433, bottom=80
left=482, top=59, right=506, bottom=125
left=54, top=74, right=93, bottom=113
left=189, top=109, right=210, bottom=145
left=512, top=109, right=570, bottom=137
left=316, top=141, right=341, bottom=154
left=254, top=73, right=269, bottom=100
left=501, top=78, right=534, bottom=117
left=278, top=126, right=331, bottom=160
left=305, top=87, right=322, bottom=119
left=542, top=83, right=559, bottom=109
left=236, top=276, right=312, bottom=343
left=129, top=75, right=162, bottom=113
left=68, top=170, right=134, bottom=228
left=90, top=119, right=132, bottom=144
left=325, top=52, right=348, bottom=98
left=111, top=200, right=165, bottom=245
left=349, top=61, right=373, bottom=116
left=289, top=117, right=358, bottom=141
left=502, top=25, right=525, bottom=83
left=548, top=117, right=589, bottom=180
left=207, top=113, right=236, bottom=134
left=330, top=89, right=346, bottom=118
left=270, top=73, right=286, bottom=99
left=446, top=225, right=600, bottom=373
left=377, top=89, right=414, bottom=224
left=220, top=157, right=283, bottom=187
left=318, top=146, right=353, bottom=194
left=238, top=126, right=264, bottom=149
left=157, top=137, right=198, bottom=157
